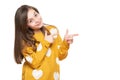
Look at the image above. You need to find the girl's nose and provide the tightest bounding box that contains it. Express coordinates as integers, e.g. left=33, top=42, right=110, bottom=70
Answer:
left=35, top=19, right=39, bottom=23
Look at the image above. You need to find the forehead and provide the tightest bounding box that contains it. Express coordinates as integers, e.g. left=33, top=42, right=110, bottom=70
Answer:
left=27, top=9, right=36, bottom=19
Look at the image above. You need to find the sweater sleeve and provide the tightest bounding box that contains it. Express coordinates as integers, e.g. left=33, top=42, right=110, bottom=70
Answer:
left=22, top=40, right=51, bottom=69
left=45, top=25, right=70, bottom=60
left=57, top=34, right=70, bottom=60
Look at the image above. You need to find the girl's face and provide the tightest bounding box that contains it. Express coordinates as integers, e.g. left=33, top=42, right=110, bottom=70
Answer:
left=27, top=8, right=43, bottom=30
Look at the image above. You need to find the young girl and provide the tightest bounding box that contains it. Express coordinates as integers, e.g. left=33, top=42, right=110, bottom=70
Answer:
left=14, top=5, right=78, bottom=80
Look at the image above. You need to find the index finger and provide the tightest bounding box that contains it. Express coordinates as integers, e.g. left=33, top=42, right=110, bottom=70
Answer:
left=71, top=34, right=79, bottom=37
left=72, top=34, right=79, bottom=37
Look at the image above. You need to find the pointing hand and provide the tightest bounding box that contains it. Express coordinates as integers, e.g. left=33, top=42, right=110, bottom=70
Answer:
left=64, top=29, right=79, bottom=44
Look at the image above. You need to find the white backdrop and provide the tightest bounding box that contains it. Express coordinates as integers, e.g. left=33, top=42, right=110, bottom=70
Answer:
left=0, top=0, right=120, bottom=80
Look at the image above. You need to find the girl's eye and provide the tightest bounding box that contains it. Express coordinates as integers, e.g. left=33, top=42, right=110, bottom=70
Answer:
left=28, top=19, right=33, bottom=23
left=34, top=13, right=38, bottom=17
left=29, top=20, right=32, bottom=23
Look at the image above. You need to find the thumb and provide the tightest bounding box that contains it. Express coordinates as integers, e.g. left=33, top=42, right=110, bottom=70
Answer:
left=65, top=29, right=69, bottom=36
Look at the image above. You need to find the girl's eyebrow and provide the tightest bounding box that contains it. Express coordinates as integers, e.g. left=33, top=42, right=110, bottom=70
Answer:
left=34, top=11, right=37, bottom=14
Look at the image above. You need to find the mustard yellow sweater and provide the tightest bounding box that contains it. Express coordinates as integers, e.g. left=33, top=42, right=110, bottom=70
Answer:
left=22, top=25, right=69, bottom=80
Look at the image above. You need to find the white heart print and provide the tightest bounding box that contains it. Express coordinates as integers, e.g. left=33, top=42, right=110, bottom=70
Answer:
left=37, top=43, right=42, bottom=51
left=56, top=57, right=60, bottom=64
left=32, top=69, right=43, bottom=80
left=50, top=28, right=58, bottom=39
left=50, top=28, right=57, bottom=35
left=46, top=48, right=51, bottom=57
left=25, top=55, right=33, bottom=63
left=54, top=72, right=59, bottom=80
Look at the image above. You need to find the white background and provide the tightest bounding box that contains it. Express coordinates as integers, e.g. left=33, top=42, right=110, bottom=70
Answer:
left=0, top=0, right=120, bottom=80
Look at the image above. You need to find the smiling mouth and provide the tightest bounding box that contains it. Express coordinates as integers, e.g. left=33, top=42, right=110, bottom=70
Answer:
left=37, top=21, right=43, bottom=27
left=36, top=21, right=41, bottom=25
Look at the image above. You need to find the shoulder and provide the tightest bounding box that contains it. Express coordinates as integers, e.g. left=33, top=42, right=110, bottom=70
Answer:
left=44, top=24, right=59, bottom=37
left=44, top=23, right=57, bottom=29
left=44, top=23, right=59, bottom=33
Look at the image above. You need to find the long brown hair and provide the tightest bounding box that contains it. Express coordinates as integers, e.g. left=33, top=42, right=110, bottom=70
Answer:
left=14, top=5, right=49, bottom=64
